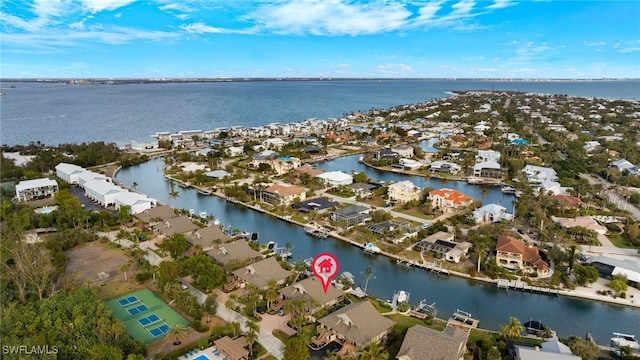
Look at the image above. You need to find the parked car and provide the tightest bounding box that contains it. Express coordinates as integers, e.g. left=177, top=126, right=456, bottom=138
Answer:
left=517, top=229, right=525, bottom=235
left=257, top=307, right=266, bottom=314
left=278, top=309, right=285, bottom=316
left=180, top=282, right=188, bottom=290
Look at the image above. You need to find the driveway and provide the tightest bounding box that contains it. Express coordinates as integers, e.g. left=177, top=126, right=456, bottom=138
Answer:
left=184, top=285, right=285, bottom=359
left=579, top=173, right=640, bottom=221
left=259, top=312, right=296, bottom=337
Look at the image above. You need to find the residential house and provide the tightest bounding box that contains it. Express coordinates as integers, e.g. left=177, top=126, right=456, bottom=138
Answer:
left=135, top=205, right=177, bottom=223
left=294, top=164, right=324, bottom=177
left=262, top=137, right=287, bottom=149
left=84, top=179, right=126, bottom=207
left=583, top=141, right=601, bottom=153
left=270, top=156, right=302, bottom=175
left=55, top=162, right=85, bottom=184
left=77, top=171, right=109, bottom=188
left=316, top=171, right=354, bottom=186
left=231, top=256, right=293, bottom=290
left=388, top=181, right=421, bottom=203
left=475, top=150, right=501, bottom=163
left=187, top=225, right=232, bottom=251
left=393, top=158, right=424, bottom=170
left=374, top=148, right=400, bottom=160
left=157, top=215, right=200, bottom=237
left=495, top=235, right=549, bottom=275
left=550, top=195, right=582, bottom=208
left=207, top=240, right=262, bottom=268
left=250, top=150, right=279, bottom=169
left=414, top=232, right=472, bottom=263
left=391, top=144, right=414, bottom=158
left=429, top=188, right=474, bottom=212
left=555, top=216, right=608, bottom=235
left=396, top=324, right=468, bottom=360
left=509, top=138, right=530, bottom=147
left=348, top=183, right=378, bottom=198
left=589, top=256, right=640, bottom=285
left=610, top=159, right=639, bottom=175
left=213, top=336, right=249, bottom=360
left=331, top=205, right=371, bottom=228
left=514, top=340, right=581, bottom=360
left=205, top=170, right=231, bottom=179
left=430, top=161, right=461, bottom=174
left=180, top=162, right=208, bottom=173
left=472, top=161, right=503, bottom=179
left=276, top=276, right=344, bottom=316
left=225, top=146, right=245, bottom=157
left=522, top=165, right=558, bottom=183
left=292, top=197, right=339, bottom=213
left=316, top=300, right=395, bottom=349
left=15, top=178, right=59, bottom=202
left=262, top=184, right=306, bottom=205
left=472, top=204, right=513, bottom=223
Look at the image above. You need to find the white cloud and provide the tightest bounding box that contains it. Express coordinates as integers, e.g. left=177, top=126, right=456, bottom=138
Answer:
left=614, top=40, right=640, bottom=54
left=79, top=0, right=137, bottom=13
left=246, top=0, right=412, bottom=36
left=180, top=22, right=256, bottom=35
left=486, top=0, right=516, bottom=10
left=376, top=63, right=414, bottom=75
left=584, top=40, right=607, bottom=47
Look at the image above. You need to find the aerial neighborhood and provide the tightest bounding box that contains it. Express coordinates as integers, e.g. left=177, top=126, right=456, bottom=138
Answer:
left=3, top=90, right=640, bottom=360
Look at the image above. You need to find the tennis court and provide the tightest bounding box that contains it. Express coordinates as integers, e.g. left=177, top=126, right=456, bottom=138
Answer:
left=105, top=289, right=189, bottom=344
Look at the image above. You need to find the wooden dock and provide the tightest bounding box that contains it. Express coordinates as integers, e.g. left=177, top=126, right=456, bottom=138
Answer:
left=424, top=261, right=450, bottom=275
left=448, top=309, right=479, bottom=329
left=497, top=279, right=559, bottom=296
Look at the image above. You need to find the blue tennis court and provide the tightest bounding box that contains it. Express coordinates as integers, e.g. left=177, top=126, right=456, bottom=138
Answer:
left=148, top=324, right=170, bottom=337
left=118, top=295, right=139, bottom=306
left=138, top=314, right=161, bottom=326
left=127, top=304, right=149, bottom=315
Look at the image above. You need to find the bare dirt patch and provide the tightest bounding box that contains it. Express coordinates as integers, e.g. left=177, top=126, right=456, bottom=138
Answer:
left=65, top=241, right=131, bottom=285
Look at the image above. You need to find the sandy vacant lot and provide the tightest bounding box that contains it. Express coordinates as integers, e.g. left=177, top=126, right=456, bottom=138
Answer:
left=65, top=241, right=131, bottom=284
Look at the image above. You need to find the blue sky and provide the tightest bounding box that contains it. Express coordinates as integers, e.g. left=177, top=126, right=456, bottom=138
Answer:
left=1, top=0, right=639, bottom=79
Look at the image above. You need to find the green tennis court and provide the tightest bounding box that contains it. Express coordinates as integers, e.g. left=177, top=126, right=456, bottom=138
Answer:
left=106, top=289, right=189, bottom=344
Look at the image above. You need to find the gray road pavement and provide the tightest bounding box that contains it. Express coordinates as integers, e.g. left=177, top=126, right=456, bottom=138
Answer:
left=579, top=173, right=640, bottom=221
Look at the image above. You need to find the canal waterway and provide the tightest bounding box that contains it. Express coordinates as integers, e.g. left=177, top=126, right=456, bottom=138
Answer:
left=115, top=157, right=640, bottom=344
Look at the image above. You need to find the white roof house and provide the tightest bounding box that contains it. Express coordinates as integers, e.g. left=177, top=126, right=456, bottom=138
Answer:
left=522, top=165, right=558, bottom=183
left=15, top=178, right=59, bottom=202
left=55, top=162, right=85, bottom=184
left=77, top=170, right=109, bottom=188
left=316, top=171, right=354, bottom=186
left=473, top=204, right=513, bottom=223
left=114, top=192, right=157, bottom=214
left=583, top=141, right=601, bottom=152
left=84, top=179, right=126, bottom=206
left=611, top=159, right=639, bottom=175
left=475, top=150, right=501, bottom=163
left=388, top=181, right=421, bottom=203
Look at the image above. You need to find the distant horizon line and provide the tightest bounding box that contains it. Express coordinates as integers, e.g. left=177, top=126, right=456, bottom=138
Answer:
left=2, top=77, right=639, bottom=82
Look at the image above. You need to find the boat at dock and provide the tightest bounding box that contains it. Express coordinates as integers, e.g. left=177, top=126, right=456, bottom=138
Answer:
left=450, top=309, right=479, bottom=328
left=363, top=242, right=381, bottom=254
left=611, top=333, right=640, bottom=350
left=198, top=189, right=211, bottom=195
left=305, top=226, right=329, bottom=238
left=397, top=258, right=412, bottom=268
left=391, top=290, right=410, bottom=311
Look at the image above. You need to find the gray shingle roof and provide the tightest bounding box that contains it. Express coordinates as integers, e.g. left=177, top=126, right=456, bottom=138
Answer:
left=232, top=257, right=293, bottom=289
left=396, top=325, right=467, bottom=360
left=317, top=300, right=394, bottom=348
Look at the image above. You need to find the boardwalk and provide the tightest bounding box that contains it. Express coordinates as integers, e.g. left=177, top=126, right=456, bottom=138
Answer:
left=497, top=279, right=559, bottom=296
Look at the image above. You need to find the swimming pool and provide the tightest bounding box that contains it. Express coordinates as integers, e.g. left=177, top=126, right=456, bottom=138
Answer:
left=192, top=354, right=211, bottom=360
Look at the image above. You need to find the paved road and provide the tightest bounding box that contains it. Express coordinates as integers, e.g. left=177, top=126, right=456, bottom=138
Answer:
left=184, top=285, right=285, bottom=359
left=579, top=173, right=640, bottom=221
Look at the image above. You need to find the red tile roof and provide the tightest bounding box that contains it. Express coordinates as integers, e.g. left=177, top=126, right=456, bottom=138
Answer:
left=428, top=188, right=473, bottom=205
left=496, top=235, right=549, bottom=271
left=551, top=195, right=582, bottom=207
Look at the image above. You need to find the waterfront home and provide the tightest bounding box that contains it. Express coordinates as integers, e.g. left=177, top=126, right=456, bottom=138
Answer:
left=187, top=225, right=232, bottom=251
left=391, top=144, right=414, bottom=158
left=589, top=256, right=640, bottom=285
left=250, top=150, right=279, bottom=168
left=514, top=340, right=581, bottom=360
left=315, top=300, right=394, bottom=350
left=276, top=276, right=344, bottom=316
left=180, top=162, right=208, bottom=173
left=554, top=216, right=608, bottom=235
left=348, top=182, right=378, bottom=198
left=414, top=231, right=472, bottom=263
left=472, top=204, right=513, bottom=223
left=262, top=183, right=306, bottom=206
left=205, top=169, right=231, bottom=179
left=135, top=204, right=177, bottom=223
left=522, top=165, right=558, bottom=183
left=535, top=180, right=571, bottom=196
left=15, top=178, right=59, bottom=202
left=394, top=158, right=424, bottom=170
left=316, top=171, right=353, bottom=186
left=495, top=235, right=549, bottom=276
left=262, top=137, right=287, bottom=150
left=292, top=197, right=339, bottom=213
left=429, top=161, right=461, bottom=174
left=113, top=192, right=156, bottom=214
left=207, top=240, right=262, bottom=268
left=55, top=162, right=85, bottom=184
left=331, top=205, right=371, bottom=228
left=429, top=188, right=473, bottom=213
left=388, top=181, right=422, bottom=203
left=84, top=179, right=126, bottom=207
left=270, top=156, right=301, bottom=175
left=374, top=147, right=400, bottom=160
left=475, top=149, right=501, bottom=163
left=157, top=215, right=200, bottom=237
left=550, top=195, right=582, bottom=209
left=472, top=160, right=503, bottom=179
left=231, top=256, right=293, bottom=290
left=396, top=324, right=468, bottom=360
left=294, top=164, right=324, bottom=177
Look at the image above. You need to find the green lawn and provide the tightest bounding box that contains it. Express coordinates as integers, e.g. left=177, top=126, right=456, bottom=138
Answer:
left=606, top=233, right=640, bottom=249
left=105, top=289, right=189, bottom=344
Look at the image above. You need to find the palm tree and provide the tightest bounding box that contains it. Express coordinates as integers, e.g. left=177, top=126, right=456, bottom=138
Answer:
left=225, top=298, right=236, bottom=321
left=245, top=322, right=259, bottom=357
left=168, top=323, right=188, bottom=345
left=120, top=263, right=130, bottom=282
left=265, top=288, right=277, bottom=310
left=360, top=342, right=389, bottom=360
left=475, top=242, right=490, bottom=273
left=283, top=242, right=294, bottom=258
left=168, top=181, right=180, bottom=209
left=362, top=266, right=376, bottom=293
left=230, top=321, right=241, bottom=338
left=500, top=317, right=523, bottom=339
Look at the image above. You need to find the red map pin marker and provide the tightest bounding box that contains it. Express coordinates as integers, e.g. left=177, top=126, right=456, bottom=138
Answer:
left=312, top=252, right=339, bottom=293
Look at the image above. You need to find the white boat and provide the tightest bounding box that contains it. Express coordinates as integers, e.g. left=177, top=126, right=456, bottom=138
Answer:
left=397, top=290, right=409, bottom=303
left=611, top=333, right=640, bottom=350
left=363, top=242, right=381, bottom=254
left=199, top=211, right=207, bottom=219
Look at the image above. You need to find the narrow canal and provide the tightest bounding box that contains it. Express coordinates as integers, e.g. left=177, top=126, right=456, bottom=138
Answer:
left=116, top=157, right=640, bottom=344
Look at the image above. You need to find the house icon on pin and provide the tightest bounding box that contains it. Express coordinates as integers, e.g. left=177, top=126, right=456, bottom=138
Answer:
left=318, top=258, right=333, bottom=273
